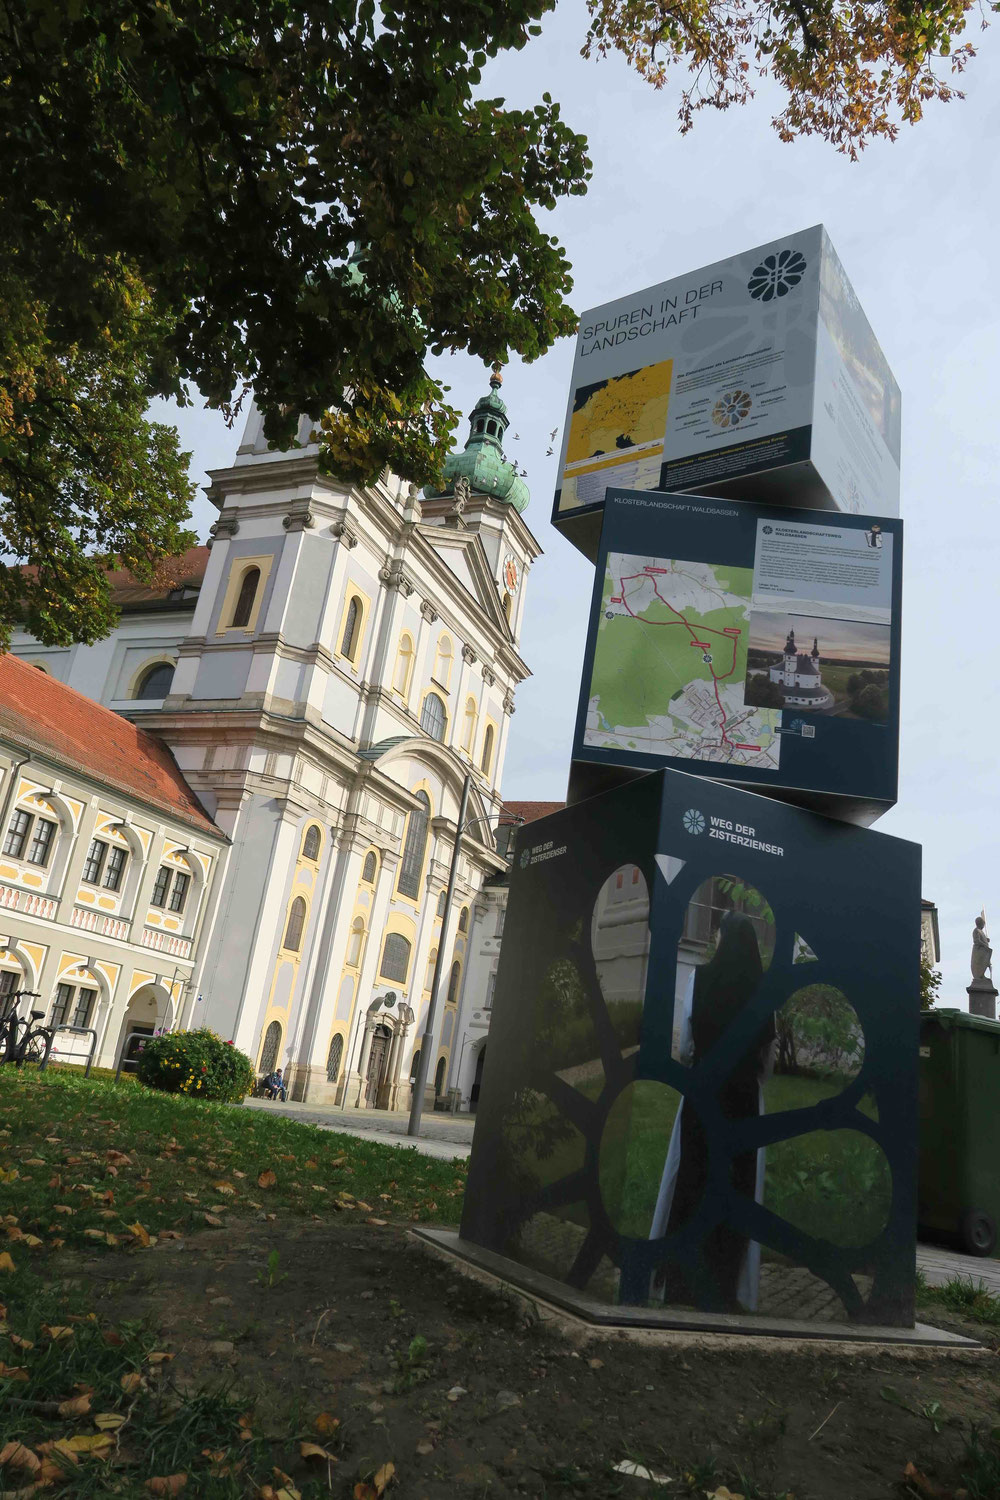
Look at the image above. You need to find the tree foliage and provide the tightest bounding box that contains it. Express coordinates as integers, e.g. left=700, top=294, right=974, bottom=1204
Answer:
left=0, top=0, right=590, bottom=645
left=584, top=0, right=986, bottom=156
left=920, top=957, right=942, bottom=1010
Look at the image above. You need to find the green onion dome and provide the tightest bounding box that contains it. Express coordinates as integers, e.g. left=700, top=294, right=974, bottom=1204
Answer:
left=424, top=367, right=530, bottom=513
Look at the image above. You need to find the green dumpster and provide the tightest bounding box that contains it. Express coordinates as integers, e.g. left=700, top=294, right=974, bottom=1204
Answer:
left=919, top=1008, right=1000, bottom=1256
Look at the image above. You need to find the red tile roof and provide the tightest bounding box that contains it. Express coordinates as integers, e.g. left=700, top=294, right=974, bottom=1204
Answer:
left=500, top=800, right=565, bottom=825
left=0, top=654, right=222, bottom=838
left=106, top=547, right=210, bottom=608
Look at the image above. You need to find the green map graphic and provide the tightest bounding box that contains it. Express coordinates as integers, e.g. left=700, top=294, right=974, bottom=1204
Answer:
left=585, top=553, right=781, bottom=768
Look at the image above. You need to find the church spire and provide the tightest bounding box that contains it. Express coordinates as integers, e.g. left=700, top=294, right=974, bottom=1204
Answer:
left=423, top=364, right=530, bottom=512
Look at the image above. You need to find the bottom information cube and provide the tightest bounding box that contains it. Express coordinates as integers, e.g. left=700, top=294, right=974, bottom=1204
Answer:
left=461, top=768, right=921, bottom=1327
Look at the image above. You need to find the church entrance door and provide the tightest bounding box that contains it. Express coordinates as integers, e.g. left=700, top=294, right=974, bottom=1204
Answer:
left=365, top=1025, right=391, bottom=1109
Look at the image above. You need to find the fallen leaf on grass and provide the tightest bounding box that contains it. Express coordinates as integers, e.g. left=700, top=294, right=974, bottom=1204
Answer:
left=901, top=1462, right=955, bottom=1499
left=145, top=1475, right=188, bottom=1494
left=146, top=1353, right=174, bottom=1365
left=0, top=1251, right=16, bottom=1272
left=257, top=1170, right=277, bottom=1189
left=56, top=1394, right=92, bottom=1418
left=120, top=1373, right=142, bottom=1393
left=9, top=1333, right=33, bottom=1351
left=366, top=1217, right=387, bottom=1227
left=93, top=1413, right=127, bottom=1432
left=415, top=1439, right=434, bottom=1456
left=354, top=1487, right=378, bottom=1500
left=42, top=1325, right=74, bottom=1342
left=0, top=1362, right=29, bottom=1380
left=203, top=1214, right=224, bottom=1227
left=706, top=1489, right=745, bottom=1500
left=0, top=1441, right=40, bottom=1473
left=446, top=1386, right=467, bottom=1401
left=128, top=1223, right=152, bottom=1248
left=314, top=1413, right=339, bottom=1436
left=300, top=1442, right=337, bottom=1463
left=64, top=1432, right=114, bottom=1456
left=52, top=1205, right=74, bottom=1215
left=372, top=1461, right=395, bottom=1493
left=212, top=1182, right=235, bottom=1195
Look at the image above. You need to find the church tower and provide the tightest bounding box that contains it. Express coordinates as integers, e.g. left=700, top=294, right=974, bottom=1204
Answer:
left=132, top=378, right=541, bottom=1105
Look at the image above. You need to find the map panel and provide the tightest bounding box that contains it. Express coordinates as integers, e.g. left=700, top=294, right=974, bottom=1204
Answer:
left=560, top=360, right=673, bottom=511
left=584, top=552, right=782, bottom=770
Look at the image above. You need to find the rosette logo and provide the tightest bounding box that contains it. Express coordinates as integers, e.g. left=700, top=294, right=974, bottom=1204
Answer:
left=682, top=809, right=706, bottom=835
left=747, top=249, right=808, bottom=302
left=712, top=389, right=752, bottom=429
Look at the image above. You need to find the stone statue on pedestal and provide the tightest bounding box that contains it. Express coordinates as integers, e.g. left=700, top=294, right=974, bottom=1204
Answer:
left=968, top=914, right=997, bottom=1019
left=972, top=916, right=993, bottom=981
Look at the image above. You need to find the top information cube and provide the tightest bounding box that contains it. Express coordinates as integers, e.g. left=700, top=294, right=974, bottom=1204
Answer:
left=553, top=226, right=901, bottom=560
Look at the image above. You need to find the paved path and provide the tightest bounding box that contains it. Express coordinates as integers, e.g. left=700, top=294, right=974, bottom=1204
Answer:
left=917, top=1243, right=1000, bottom=1293
left=241, top=1097, right=475, bottom=1161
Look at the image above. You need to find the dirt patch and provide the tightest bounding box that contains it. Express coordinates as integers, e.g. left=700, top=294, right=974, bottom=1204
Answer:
left=62, top=1214, right=1000, bottom=1499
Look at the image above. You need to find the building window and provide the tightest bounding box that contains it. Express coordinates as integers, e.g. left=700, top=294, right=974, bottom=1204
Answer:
left=458, top=906, right=469, bottom=934
left=380, top=932, right=411, bottom=983
left=3, top=809, right=31, bottom=858
left=259, top=1019, right=282, bottom=1074
left=432, top=634, right=452, bottom=689
left=420, top=692, right=447, bottom=742
left=231, top=566, right=261, bottom=629
left=346, top=917, right=365, bottom=968
left=283, top=896, right=307, bottom=952
left=71, top=988, right=97, bottom=1029
left=361, top=850, right=378, bottom=884
left=410, top=1046, right=421, bottom=1081
left=82, top=839, right=107, bottom=884
left=167, top=872, right=190, bottom=914
left=326, top=1033, right=344, bottom=1084
left=461, top=697, right=477, bottom=753
left=486, top=972, right=496, bottom=1008
left=3, top=808, right=53, bottom=864
left=434, top=1055, right=447, bottom=1095
left=302, top=824, right=322, bottom=861
left=446, top=960, right=461, bottom=1006
left=424, top=947, right=438, bottom=991
left=436, top=890, right=447, bottom=918
left=481, top=723, right=495, bottom=776
left=340, top=595, right=363, bottom=662
left=135, top=662, right=175, bottom=700
left=151, top=866, right=171, bottom=907
left=0, top=970, right=20, bottom=1001
left=397, top=791, right=430, bottom=900
left=102, top=845, right=127, bottom=892
left=495, top=906, right=506, bottom=938
left=50, top=983, right=75, bottom=1028
left=392, top=634, right=414, bottom=695
left=26, top=817, right=56, bottom=868
left=503, top=593, right=512, bottom=623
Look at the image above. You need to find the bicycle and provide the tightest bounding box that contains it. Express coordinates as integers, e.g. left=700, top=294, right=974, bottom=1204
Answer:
left=0, top=990, right=55, bottom=1068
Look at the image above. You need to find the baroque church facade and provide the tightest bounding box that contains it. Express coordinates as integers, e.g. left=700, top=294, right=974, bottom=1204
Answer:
left=7, top=372, right=539, bottom=1108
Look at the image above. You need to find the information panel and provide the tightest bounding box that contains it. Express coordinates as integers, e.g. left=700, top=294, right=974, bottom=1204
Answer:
left=461, top=771, right=921, bottom=1328
left=552, top=226, right=901, bottom=559
left=570, top=488, right=902, bottom=823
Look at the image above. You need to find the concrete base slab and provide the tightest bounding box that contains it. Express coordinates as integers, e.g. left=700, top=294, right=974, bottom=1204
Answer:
left=414, top=1228, right=982, bottom=1351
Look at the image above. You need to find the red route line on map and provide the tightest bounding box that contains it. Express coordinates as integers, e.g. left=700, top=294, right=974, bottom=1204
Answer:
left=618, top=570, right=743, bottom=751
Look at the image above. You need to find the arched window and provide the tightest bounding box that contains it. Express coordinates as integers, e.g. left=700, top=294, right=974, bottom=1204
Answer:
left=424, top=947, right=438, bottom=991
left=302, top=824, right=322, bottom=861
left=231, top=566, right=261, bottom=629
left=340, top=594, right=363, bottom=662
left=134, top=661, right=175, bottom=700
left=361, top=850, right=378, bottom=884
left=503, top=593, right=512, bottom=623
left=487, top=420, right=497, bottom=437
left=326, top=1033, right=344, bottom=1084
left=346, top=917, right=365, bottom=968
left=462, top=697, right=477, bottom=753
left=446, top=960, right=461, bottom=1006
left=392, top=633, right=414, bottom=695
left=436, top=890, right=447, bottom=918
left=259, top=1019, right=282, bottom=1074
left=434, top=1056, right=447, bottom=1095
left=410, top=1047, right=422, bottom=1082
left=481, top=723, right=495, bottom=776
left=283, top=896, right=307, bottom=952
left=420, top=693, right=446, bottom=742
left=397, top=791, right=430, bottom=898
left=458, top=905, right=469, bottom=934
left=432, top=634, right=452, bottom=689
left=380, top=932, right=411, bottom=983
left=475, top=419, right=485, bottom=433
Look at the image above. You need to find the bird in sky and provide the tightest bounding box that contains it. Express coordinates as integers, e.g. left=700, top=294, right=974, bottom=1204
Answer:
left=545, top=447, right=554, bottom=456
left=549, top=428, right=558, bottom=440
left=512, top=433, right=520, bottom=441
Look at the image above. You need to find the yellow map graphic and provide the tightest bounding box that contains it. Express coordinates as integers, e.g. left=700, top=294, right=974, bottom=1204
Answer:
left=565, top=359, right=673, bottom=466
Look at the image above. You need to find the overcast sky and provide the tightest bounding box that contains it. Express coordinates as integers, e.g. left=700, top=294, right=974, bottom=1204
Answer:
left=160, top=3, right=1000, bottom=1005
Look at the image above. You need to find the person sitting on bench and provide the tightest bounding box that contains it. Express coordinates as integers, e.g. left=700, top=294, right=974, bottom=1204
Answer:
left=263, top=1067, right=287, bottom=1101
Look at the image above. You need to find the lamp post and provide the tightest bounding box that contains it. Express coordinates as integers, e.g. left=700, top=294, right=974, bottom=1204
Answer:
left=407, top=778, right=522, bottom=1137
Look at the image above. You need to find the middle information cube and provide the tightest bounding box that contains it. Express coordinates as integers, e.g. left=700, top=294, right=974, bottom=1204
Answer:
left=568, top=487, right=902, bottom=825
